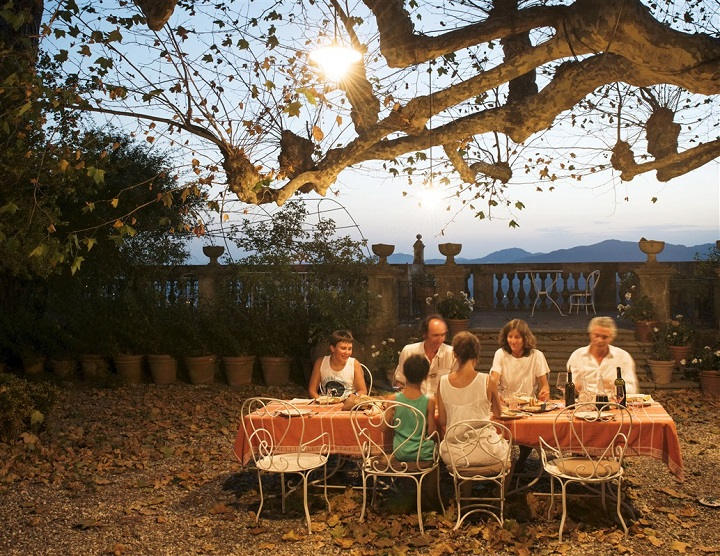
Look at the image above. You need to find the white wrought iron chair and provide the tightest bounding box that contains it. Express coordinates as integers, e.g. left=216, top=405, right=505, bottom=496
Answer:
left=240, top=397, right=330, bottom=533
left=442, top=419, right=513, bottom=528
left=360, top=363, right=373, bottom=396
left=538, top=401, right=632, bottom=541
left=350, top=399, right=443, bottom=534
left=568, top=270, right=600, bottom=315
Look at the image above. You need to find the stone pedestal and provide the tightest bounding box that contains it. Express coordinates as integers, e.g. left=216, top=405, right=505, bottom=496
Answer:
left=432, top=263, right=469, bottom=299
left=635, top=264, right=676, bottom=322
left=367, top=263, right=403, bottom=342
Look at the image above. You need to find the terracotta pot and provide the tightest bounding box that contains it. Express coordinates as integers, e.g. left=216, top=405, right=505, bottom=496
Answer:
left=223, top=355, right=255, bottom=386
left=648, top=359, right=674, bottom=385
left=446, top=318, right=470, bottom=339
left=147, top=354, right=177, bottom=384
left=22, top=355, right=46, bottom=376
left=634, top=320, right=659, bottom=342
left=185, top=355, right=216, bottom=385
left=668, top=345, right=691, bottom=368
left=114, top=354, right=144, bottom=384
left=700, top=370, right=720, bottom=398
left=260, top=356, right=292, bottom=386
left=80, top=354, right=110, bottom=380
left=50, top=358, right=77, bottom=379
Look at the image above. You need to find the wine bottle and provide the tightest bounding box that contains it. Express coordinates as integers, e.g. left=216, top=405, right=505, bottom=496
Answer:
left=565, top=369, right=576, bottom=407
left=615, top=366, right=627, bottom=407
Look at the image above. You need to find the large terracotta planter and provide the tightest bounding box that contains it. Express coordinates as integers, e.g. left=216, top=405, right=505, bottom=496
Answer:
left=648, top=359, right=674, bottom=385
left=260, top=356, right=292, bottom=386
left=700, top=370, right=720, bottom=398
left=147, top=354, right=177, bottom=384
left=223, top=355, right=255, bottom=386
left=185, top=355, right=216, bottom=385
left=22, top=354, right=46, bottom=376
left=446, top=318, right=470, bottom=339
left=634, top=320, right=659, bottom=342
left=114, top=354, right=144, bottom=384
left=80, top=354, right=110, bottom=380
left=50, top=358, right=77, bottom=379
left=668, top=345, right=691, bottom=368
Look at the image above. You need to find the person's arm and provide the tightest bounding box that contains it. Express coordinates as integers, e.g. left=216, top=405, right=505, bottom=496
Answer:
left=435, top=384, right=446, bottom=437
left=352, top=359, right=367, bottom=396
left=426, top=397, right=436, bottom=437
left=618, top=349, right=639, bottom=394
left=534, top=350, right=551, bottom=401
left=308, top=358, right=323, bottom=398
left=536, top=374, right=550, bottom=401
left=393, top=347, right=409, bottom=388
left=487, top=375, right=502, bottom=418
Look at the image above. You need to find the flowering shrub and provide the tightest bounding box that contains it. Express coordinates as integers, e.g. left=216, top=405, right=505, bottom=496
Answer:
left=662, top=315, right=694, bottom=346
left=650, top=326, right=671, bottom=360
left=434, top=290, right=475, bottom=319
left=689, top=345, right=720, bottom=371
left=616, top=285, right=655, bottom=322
left=369, top=337, right=399, bottom=372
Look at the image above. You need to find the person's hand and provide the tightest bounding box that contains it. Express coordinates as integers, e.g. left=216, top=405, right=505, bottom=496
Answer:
left=537, top=386, right=550, bottom=402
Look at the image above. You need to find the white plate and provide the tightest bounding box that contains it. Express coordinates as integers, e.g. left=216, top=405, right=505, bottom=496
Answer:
left=499, top=410, right=526, bottom=420
left=315, top=396, right=342, bottom=405
left=627, top=394, right=653, bottom=405
left=276, top=408, right=313, bottom=417
left=574, top=410, right=614, bottom=421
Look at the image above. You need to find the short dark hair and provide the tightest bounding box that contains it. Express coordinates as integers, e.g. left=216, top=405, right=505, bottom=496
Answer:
left=403, top=354, right=430, bottom=385
left=329, top=329, right=354, bottom=346
left=420, top=313, right=447, bottom=336
left=498, top=319, right=536, bottom=356
left=452, top=331, right=480, bottom=363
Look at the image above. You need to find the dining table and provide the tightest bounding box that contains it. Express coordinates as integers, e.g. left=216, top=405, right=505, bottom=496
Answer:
left=234, top=398, right=684, bottom=481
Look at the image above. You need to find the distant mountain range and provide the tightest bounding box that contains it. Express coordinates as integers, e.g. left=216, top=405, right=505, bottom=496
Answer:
left=386, top=239, right=715, bottom=264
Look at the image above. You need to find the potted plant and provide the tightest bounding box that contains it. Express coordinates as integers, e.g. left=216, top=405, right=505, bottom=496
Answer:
left=368, top=337, right=400, bottom=385
left=207, top=300, right=256, bottom=387
left=177, top=306, right=217, bottom=385
left=435, top=290, right=474, bottom=338
left=138, top=300, right=179, bottom=385
left=617, top=277, right=657, bottom=342
left=690, top=345, right=720, bottom=398
left=662, top=315, right=695, bottom=368
left=647, top=327, right=674, bottom=385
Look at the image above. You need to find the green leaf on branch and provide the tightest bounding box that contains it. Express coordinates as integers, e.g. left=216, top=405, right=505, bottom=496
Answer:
left=70, top=256, right=85, bottom=275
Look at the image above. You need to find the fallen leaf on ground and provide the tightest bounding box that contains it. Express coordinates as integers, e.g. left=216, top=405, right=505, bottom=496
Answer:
left=657, top=487, right=691, bottom=499
left=282, top=530, right=303, bottom=541
left=670, top=540, right=689, bottom=553
left=647, top=536, right=663, bottom=547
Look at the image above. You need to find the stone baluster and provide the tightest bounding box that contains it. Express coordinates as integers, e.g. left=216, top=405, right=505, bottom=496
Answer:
left=635, top=239, right=675, bottom=322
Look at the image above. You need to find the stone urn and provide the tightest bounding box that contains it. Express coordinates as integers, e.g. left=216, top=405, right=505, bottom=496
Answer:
left=638, top=239, right=665, bottom=264
left=371, top=243, right=394, bottom=265
left=202, top=245, right=225, bottom=265
left=438, top=242, right=462, bottom=265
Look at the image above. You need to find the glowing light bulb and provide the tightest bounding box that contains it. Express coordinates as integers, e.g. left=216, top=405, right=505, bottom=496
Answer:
left=309, top=43, right=362, bottom=81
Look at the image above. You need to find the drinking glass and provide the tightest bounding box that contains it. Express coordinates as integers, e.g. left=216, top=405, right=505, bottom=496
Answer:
left=555, top=372, right=568, bottom=398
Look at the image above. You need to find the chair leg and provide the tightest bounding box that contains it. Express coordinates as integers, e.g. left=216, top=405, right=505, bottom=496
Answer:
left=359, top=472, right=368, bottom=522
left=616, top=478, right=629, bottom=535
left=435, top=468, right=445, bottom=514
left=255, top=470, right=264, bottom=524
left=601, top=482, right=607, bottom=513
left=547, top=477, right=556, bottom=519
left=302, top=473, right=312, bottom=534
left=280, top=472, right=286, bottom=513
left=559, top=480, right=569, bottom=542
left=322, top=463, right=330, bottom=512
left=415, top=476, right=425, bottom=535
left=453, top=478, right=463, bottom=530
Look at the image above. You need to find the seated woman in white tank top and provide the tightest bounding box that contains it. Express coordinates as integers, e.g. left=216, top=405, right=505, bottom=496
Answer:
left=437, top=331, right=509, bottom=467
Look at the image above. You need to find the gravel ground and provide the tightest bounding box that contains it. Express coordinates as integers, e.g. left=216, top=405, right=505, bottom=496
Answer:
left=1, top=383, right=719, bottom=555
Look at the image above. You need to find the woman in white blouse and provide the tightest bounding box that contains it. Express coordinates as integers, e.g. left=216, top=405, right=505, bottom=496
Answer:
left=489, top=319, right=550, bottom=402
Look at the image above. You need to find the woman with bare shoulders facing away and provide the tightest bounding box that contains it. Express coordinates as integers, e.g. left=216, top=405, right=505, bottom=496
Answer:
left=436, top=331, right=509, bottom=467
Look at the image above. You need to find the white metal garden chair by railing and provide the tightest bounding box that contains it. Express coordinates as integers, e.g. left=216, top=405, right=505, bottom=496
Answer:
left=538, top=401, right=632, bottom=541
left=240, top=397, right=330, bottom=534
left=567, top=269, right=600, bottom=315
left=442, top=419, right=513, bottom=529
left=350, top=399, right=443, bottom=534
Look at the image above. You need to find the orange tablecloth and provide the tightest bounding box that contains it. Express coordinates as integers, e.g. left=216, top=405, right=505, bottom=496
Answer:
left=495, top=402, right=684, bottom=481
left=234, top=402, right=392, bottom=467
left=234, top=401, right=683, bottom=481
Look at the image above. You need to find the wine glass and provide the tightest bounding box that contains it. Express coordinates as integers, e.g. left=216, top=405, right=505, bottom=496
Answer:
left=555, top=372, right=568, bottom=399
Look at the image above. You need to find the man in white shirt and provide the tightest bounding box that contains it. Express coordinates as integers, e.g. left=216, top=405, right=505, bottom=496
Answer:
left=394, top=314, right=455, bottom=397
left=566, top=316, right=639, bottom=396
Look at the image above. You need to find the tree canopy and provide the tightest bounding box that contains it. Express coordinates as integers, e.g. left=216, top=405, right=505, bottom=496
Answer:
left=3, top=0, right=720, bottom=262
